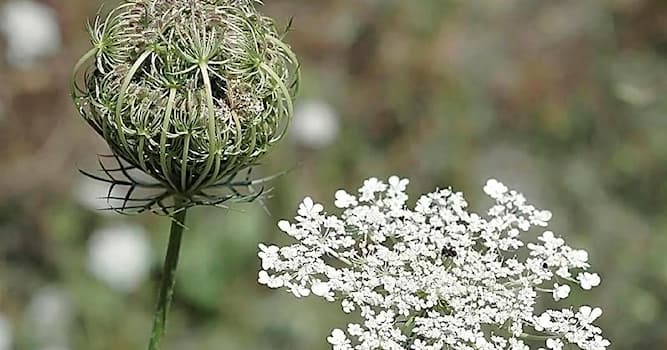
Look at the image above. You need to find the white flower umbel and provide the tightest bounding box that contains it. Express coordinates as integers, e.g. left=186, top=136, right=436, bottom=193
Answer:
left=87, top=224, right=151, bottom=292
left=25, top=286, right=73, bottom=347
left=290, top=100, right=340, bottom=149
left=258, top=177, right=609, bottom=350
left=0, top=0, right=61, bottom=67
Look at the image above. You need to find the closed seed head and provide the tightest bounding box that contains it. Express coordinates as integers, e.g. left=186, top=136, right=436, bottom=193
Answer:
left=72, top=0, right=299, bottom=214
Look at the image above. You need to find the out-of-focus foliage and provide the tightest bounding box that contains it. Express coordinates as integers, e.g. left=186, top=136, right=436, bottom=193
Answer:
left=0, top=0, right=665, bottom=349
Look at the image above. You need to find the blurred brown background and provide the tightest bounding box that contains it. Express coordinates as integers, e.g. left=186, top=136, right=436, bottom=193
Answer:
left=0, top=0, right=666, bottom=349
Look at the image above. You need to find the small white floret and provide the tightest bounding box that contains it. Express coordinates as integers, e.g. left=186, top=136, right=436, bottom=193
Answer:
left=335, top=190, right=358, bottom=208
left=327, top=329, right=348, bottom=345
left=578, top=305, right=603, bottom=324
left=483, top=179, right=508, bottom=198
left=311, top=282, right=331, bottom=297
left=577, top=272, right=601, bottom=290
left=552, top=284, right=571, bottom=301
left=546, top=338, right=563, bottom=350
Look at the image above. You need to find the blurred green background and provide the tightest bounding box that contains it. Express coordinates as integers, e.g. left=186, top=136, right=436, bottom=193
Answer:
left=0, top=0, right=666, bottom=349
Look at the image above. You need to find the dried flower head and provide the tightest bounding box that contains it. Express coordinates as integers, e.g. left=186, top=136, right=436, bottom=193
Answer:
left=71, top=0, right=299, bottom=214
left=259, top=177, right=610, bottom=350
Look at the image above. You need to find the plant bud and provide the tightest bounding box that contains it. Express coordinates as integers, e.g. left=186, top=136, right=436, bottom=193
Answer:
left=71, top=0, right=299, bottom=212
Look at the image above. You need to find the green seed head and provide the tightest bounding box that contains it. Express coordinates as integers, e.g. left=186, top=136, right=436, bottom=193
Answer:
left=72, top=0, right=299, bottom=213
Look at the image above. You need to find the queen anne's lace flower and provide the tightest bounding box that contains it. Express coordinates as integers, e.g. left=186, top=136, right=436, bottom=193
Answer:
left=258, top=177, right=610, bottom=350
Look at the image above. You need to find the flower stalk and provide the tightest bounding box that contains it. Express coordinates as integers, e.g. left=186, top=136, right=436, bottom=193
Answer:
left=148, top=203, right=187, bottom=350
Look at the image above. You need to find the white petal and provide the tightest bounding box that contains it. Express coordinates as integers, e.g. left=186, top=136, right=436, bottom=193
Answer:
left=311, top=282, right=331, bottom=297
left=277, top=220, right=291, bottom=232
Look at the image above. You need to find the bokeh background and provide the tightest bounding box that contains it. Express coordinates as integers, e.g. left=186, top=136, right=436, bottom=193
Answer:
left=0, top=0, right=666, bottom=349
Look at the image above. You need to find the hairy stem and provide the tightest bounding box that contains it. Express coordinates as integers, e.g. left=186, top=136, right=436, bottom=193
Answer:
left=147, top=203, right=188, bottom=350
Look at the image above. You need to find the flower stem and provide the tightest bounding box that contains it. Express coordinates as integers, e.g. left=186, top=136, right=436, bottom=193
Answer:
left=148, top=205, right=188, bottom=350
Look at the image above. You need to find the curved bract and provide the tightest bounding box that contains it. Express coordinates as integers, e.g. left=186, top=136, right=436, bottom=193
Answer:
left=72, top=0, right=299, bottom=213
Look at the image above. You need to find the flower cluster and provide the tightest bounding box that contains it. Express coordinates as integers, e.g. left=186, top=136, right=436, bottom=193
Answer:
left=258, top=177, right=609, bottom=350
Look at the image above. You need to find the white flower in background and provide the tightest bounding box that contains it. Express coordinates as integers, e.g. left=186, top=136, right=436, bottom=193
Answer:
left=0, top=315, right=11, bottom=350
left=290, top=100, right=339, bottom=149
left=87, top=224, right=151, bottom=292
left=26, top=287, right=72, bottom=346
left=0, top=0, right=61, bottom=67
left=259, top=177, right=609, bottom=350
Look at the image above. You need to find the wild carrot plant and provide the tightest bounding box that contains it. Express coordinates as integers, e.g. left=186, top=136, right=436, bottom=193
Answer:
left=70, top=1, right=299, bottom=348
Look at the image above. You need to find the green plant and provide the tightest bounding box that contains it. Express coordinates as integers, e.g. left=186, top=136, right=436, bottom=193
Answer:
left=70, top=0, right=299, bottom=348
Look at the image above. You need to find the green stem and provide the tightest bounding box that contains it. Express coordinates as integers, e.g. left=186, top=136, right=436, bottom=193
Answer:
left=147, top=204, right=188, bottom=350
